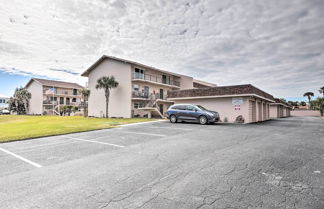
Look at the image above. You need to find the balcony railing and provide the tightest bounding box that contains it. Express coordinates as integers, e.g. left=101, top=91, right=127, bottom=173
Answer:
left=132, top=72, right=180, bottom=87
left=43, top=100, right=80, bottom=106
left=132, top=91, right=168, bottom=100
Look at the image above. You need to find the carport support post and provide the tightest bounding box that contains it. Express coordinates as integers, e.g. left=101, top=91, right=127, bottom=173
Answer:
left=148, top=112, right=151, bottom=118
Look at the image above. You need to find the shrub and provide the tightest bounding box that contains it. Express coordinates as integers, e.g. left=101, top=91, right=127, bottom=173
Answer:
left=235, top=115, right=245, bottom=123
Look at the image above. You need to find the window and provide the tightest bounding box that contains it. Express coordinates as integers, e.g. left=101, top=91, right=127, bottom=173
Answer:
left=172, top=105, right=186, bottom=110
left=72, top=98, right=76, bottom=102
left=133, top=84, right=140, bottom=91
left=50, top=97, right=57, bottom=101
left=187, top=105, right=196, bottom=111
left=0, top=99, right=3, bottom=103
left=134, top=102, right=144, bottom=109
left=73, top=89, right=78, bottom=95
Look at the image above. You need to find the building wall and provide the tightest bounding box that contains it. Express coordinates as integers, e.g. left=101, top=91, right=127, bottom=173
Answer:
left=291, top=110, right=321, bottom=117
left=172, top=97, right=250, bottom=123
left=179, top=75, right=194, bottom=90
left=87, top=59, right=132, bottom=118
left=0, top=97, right=9, bottom=110
left=27, top=81, right=43, bottom=115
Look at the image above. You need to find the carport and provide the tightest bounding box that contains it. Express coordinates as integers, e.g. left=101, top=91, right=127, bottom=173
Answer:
left=167, top=84, right=275, bottom=123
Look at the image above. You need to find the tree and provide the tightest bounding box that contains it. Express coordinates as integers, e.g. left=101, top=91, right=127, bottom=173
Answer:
left=300, top=101, right=306, bottom=106
left=303, top=92, right=314, bottom=106
left=8, top=87, right=31, bottom=115
left=95, top=76, right=119, bottom=118
left=310, top=97, right=324, bottom=116
left=319, top=86, right=324, bottom=97
left=78, top=88, right=90, bottom=117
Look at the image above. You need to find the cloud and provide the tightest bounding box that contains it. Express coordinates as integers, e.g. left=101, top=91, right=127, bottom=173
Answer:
left=0, top=0, right=323, bottom=98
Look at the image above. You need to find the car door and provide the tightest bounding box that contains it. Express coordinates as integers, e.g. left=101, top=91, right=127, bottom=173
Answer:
left=185, top=105, right=200, bottom=121
left=175, top=105, right=187, bottom=120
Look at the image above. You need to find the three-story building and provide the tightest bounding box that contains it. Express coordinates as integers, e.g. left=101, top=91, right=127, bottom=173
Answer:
left=25, top=78, right=84, bottom=115
left=81, top=55, right=216, bottom=118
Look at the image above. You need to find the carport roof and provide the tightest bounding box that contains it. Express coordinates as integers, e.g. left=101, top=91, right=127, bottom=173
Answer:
left=167, top=84, right=275, bottom=102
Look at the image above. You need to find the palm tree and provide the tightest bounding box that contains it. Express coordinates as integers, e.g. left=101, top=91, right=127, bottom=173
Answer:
left=319, top=86, right=324, bottom=97
left=95, top=76, right=119, bottom=118
left=78, top=88, right=90, bottom=117
left=303, top=92, right=314, bottom=109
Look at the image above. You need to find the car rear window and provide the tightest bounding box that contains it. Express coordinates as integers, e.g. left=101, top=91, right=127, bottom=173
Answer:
left=172, top=105, right=186, bottom=110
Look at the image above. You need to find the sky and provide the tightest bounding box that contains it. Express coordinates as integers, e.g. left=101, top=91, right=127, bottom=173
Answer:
left=0, top=0, right=323, bottom=101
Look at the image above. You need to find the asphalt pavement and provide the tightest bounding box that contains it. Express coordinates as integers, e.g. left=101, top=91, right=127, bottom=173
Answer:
left=0, top=117, right=323, bottom=209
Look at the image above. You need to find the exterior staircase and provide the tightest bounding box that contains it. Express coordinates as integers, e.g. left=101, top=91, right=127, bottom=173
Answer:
left=139, top=94, right=164, bottom=118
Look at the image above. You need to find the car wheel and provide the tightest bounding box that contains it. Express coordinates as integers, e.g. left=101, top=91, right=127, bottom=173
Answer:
left=199, top=116, right=208, bottom=125
left=170, top=115, right=177, bottom=123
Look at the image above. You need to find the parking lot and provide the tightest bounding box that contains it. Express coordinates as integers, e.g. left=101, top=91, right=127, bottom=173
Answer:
left=0, top=117, right=323, bottom=209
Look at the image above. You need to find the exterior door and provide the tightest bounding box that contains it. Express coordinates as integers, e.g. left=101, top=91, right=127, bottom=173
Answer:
left=250, top=101, right=256, bottom=123
left=66, top=98, right=70, bottom=105
left=60, top=97, right=64, bottom=105
left=143, top=86, right=149, bottom=98
left=159, top=104, right=163, bottom=115
left=159, top=89, right=163, bottom=99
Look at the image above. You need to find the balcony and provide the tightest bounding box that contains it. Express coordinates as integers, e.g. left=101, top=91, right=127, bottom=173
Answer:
left=132, top=73, right=180, bottom=87
left=132, top=91, right=168, bottom=100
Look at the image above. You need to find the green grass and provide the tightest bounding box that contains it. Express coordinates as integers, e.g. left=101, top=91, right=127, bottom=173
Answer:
left=0, top=115, right=157, bottom=143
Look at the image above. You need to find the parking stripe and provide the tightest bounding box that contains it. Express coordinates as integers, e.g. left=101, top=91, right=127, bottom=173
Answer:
left=0, top=147, right=42, bottom=168
left=117, top=131, right=167, bottom=137
left=65, top=136, right=125, bottom=148
left=136, top=126, right=191, bottom=131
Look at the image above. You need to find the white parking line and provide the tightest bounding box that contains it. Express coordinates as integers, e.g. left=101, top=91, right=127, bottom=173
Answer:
left=65, top=136, right=125, bottom=148
left=117, top=131, right=167, bottom=137
left=118, top=120, right=166, bottom=127
left=0, top=147, right=42, bottom=168
left=137, top=126, right=191, bottom=131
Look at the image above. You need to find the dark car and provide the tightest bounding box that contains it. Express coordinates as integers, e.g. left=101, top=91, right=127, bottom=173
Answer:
left=166, top=104, right=219, bottom=125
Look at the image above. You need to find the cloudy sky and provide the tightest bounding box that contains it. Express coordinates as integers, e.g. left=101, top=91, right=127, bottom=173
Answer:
left=0, top=0, right=323, bottom=100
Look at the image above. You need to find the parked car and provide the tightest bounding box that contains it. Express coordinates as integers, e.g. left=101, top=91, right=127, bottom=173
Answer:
left=1, top=109, right=10, bottom=115
left=166, top=104, right=219, bottom=125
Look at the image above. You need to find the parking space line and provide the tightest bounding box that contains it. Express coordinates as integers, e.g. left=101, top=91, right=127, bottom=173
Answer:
left=0, top=147, right=42, bottom=168
left=65, top=136, right=125, bottom=148
left=117, top=131, right=167, bottom=137
left=136, top=126, right=191, bottom=131
left=118, top=120, right=165, bottom=127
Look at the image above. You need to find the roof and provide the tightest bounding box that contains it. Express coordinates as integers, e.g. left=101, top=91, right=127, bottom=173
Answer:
left=167, top=84, right=275, bottom=102
left=193, top=79, right=217, bottom=88
left=0, top=94, right=9, bottom=98
left=25, top=78, right=84, bottom=89
left=81, top=55, right=189, bottom=78
left=273, top=98, right=292, bottom=108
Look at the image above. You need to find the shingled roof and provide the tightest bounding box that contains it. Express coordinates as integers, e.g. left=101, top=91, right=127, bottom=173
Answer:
left=168, top=84, right=275, bottom=101
left=25, top=78, right=84, bottom=89
left=273, top=98, right=292, bottom=107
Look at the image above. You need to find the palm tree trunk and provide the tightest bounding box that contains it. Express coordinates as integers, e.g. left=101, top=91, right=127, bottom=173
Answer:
left=105, top=89, right=110, bottom=118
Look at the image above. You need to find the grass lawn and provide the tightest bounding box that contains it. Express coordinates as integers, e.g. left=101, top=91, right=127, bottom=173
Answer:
left=0, top=115, right=157, bottom=143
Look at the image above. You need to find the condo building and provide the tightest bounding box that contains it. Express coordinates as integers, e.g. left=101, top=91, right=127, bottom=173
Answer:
left=25, top=78, right=84, bottom=115
left=81, top=55, right=283, bottom=123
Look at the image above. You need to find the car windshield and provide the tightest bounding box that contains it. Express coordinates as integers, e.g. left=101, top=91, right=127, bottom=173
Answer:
left=196, top=105, right=209, bottom=111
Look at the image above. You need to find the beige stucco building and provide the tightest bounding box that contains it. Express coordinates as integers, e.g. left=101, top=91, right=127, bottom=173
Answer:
left=167, top=84, right=275, bottom=123
left=25, top=78, right=84, bottom=115
left=269, top=98, right=292, bottom=118
left=82, top=55, right=284, bottom=123
left=81, top=56, right=216, bottom=118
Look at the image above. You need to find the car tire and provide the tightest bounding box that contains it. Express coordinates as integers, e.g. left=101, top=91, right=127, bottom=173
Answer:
left=170, top=115, right=177, bottom=123
left=199, top=115, right=208, bottom=125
